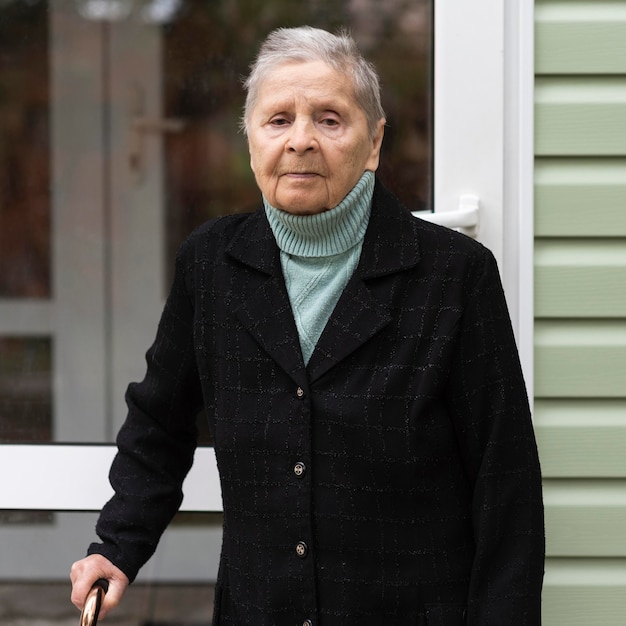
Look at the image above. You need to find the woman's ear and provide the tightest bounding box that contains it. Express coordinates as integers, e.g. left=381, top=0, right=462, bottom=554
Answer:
left=365, top=118, right=386, bottom=172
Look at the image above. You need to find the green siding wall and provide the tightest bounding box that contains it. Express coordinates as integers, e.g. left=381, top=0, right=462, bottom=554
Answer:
left=535, top=159, right=626, bottom=236
left=535, top=1, right=626, bottom=624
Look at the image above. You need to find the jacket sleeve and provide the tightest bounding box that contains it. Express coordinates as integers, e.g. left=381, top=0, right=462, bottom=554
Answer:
left=444, top=248, right=545, bottom=625
left=88, top=239, right=204, bottom=582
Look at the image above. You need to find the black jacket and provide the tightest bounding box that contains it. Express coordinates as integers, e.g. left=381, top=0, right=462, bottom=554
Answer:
left=90, top=180, right=544, bottom=625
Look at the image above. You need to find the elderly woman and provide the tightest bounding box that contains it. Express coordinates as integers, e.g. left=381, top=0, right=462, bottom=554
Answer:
left=71, top=26, right=544, bottom=625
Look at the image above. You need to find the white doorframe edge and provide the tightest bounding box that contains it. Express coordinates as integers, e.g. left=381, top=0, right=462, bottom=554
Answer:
left=503, top=0, right=535, bottom=406
left=2, top=445, right=222, bottom=512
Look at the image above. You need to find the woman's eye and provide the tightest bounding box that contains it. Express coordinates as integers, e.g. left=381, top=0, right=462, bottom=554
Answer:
left=320, top=118, right=339, bottom=127
left=270, top=117, right=289, bottom=126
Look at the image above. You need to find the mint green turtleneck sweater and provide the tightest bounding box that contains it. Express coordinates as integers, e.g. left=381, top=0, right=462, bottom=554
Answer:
left=264, top=171, right=374, bottom=365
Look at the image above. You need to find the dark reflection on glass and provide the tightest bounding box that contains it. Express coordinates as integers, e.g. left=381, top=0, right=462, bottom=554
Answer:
left=0, top=337, right=52, bottom=443
left=0, top=0, right=50, bottom=298
left=0, top=510, right=53, bottom=524
left=0, top=577, right=214, bottom=622
left=163, top=0, right=433, bottom=273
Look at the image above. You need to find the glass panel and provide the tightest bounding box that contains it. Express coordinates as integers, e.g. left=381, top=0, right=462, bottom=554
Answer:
left=0, top=336, right=52, bottom=443
left=163, top=0, right=433, bottom=273
left=0, top=577, right=214, bottom=622
left=0, top=579, right=214, bottom=622
left=0, top=0, right=51, bottom=298
left=0, top=510, right=220, bottom=583
left=0, top=0, right=434, bottom=586
left=0, top=335, right=52, bottom=524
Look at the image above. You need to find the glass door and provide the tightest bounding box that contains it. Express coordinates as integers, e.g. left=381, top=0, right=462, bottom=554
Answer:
left=0, top=0, right=434, bottom=582
left=0, top=0, right=110, bottom=580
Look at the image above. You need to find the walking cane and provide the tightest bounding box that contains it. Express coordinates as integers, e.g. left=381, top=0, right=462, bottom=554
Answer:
left=79, top=579, right=109, bottom=626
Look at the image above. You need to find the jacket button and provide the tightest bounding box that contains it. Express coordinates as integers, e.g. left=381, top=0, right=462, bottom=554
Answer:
left=295, top=541, right=308, bottom=558
left=296, top=386, right=304, bottom=398
left=294, top=462, right=306, bottom=477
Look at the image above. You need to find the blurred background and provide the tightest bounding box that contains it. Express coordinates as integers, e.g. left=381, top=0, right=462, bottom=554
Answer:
left=0, top=0, right=433, bottom=623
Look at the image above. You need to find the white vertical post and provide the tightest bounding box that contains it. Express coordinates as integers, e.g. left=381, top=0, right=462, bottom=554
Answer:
left=434, top=0, right=505, bottom=268
left=503, top=0, right=535, bottom=401
left=51, top=0, right=109, bottom=441
left=434, top=0, right=534, bottom=397
left=108, top=20, right=166, bottom=435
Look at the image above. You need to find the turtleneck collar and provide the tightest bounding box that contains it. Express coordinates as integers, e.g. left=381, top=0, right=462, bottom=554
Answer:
left=264, top=171, right=374, bottom=258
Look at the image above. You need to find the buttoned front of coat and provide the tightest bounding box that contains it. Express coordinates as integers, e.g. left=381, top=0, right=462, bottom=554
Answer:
left=91, top=181, right=544, bottom=626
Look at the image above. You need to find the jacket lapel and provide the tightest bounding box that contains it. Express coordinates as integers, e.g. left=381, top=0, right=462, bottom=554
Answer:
left=224, top=182, right=422, bottom=386
left=307, top=181, right=422, bottom=382
left=306, top=278, right=392, bottom=382
left=226, top=209, right=307, bottom=387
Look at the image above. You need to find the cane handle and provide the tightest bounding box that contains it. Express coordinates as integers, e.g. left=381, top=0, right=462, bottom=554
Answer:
left=79, top=579, right=109, bottom=626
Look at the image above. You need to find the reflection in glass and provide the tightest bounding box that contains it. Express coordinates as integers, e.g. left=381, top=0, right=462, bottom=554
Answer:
left=163, top=0, right=433, bottom=272
left=0, top=0, right=434, bottom=582
left=0, top=0, right=50, bottom=298
left=75, top=0, right=183, bottom=22
left=0, top=337, right=52, bottom=443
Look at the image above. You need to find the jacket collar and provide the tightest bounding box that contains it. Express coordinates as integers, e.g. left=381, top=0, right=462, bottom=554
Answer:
left=225, top=206, right=281, bottom=275
left=226, top=179, right=421, bottom=277
left=225, top=179, right=422, bottom=384
left=356, top=179, right=421, bottom=278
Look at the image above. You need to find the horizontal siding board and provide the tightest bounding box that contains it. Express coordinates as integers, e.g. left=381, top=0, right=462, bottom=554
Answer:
left=543, top=589, right=626, bottom=626
left=535, top=400, right=626, bottom=477
left=545, top=557, right=626, bottom=586
left=544, top=480, right=626, bottom=556
left=535, top=103, right=626, bottom=155
left=535, top=240, right=626, bottom=317
left=535, top=78, right=626, bottom=155
left=543, top=558, right=626, bottom=626
left=536, top=0, right=626, bottom=23
left=535, top=158, right=626, bottom=237
left=535, top=321, right=626, bottom=397
left=535, top=184, right=626, bottom=235
left=535, top=265, right=626, bottom=317
left=538, top=425, right=626, bottom=476
left=536, top=21, right=626, bottom=74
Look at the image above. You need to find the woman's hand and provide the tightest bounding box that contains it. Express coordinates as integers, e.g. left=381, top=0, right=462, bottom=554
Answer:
left=70, top=554, right=129, bottom=619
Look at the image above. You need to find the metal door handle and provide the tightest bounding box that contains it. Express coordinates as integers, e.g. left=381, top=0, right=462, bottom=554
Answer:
left=79, top=579, right=108, bottom=626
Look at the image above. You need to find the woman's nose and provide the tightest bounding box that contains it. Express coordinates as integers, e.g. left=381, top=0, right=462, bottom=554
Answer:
left=286, top=119, right=317, bottom=153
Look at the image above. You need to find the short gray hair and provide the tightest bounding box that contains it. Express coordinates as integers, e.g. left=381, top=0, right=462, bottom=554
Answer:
left=241, top=26, right=385, bottom=138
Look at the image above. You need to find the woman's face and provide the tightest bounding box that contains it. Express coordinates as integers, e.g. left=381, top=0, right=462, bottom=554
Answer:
left=247, top=60, right=385, bottom=215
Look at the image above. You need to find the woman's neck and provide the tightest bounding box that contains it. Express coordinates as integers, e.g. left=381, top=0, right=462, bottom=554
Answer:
left=264, top=171, right=374, bottom=258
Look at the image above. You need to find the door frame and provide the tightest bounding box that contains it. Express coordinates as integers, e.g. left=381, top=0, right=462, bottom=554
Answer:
left=0, top=0, right=535, bottom=579
left=434, top=0, right=535, bottom=393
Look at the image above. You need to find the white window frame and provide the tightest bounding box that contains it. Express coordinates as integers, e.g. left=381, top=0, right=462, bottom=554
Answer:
left=1, top=0, right=535, bottom=533
left=432, top=0, right=535, bottom=399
